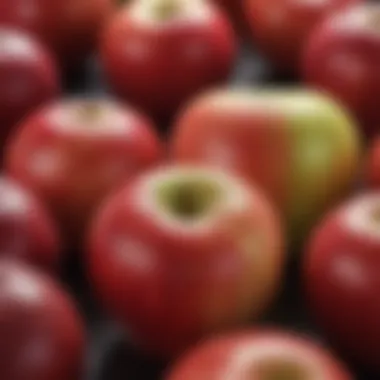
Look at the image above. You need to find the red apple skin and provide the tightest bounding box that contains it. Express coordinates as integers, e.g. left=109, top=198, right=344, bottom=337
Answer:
left=101, top=0, right=236, bottom=119
left=87, top=166, right=284, bottom=357
left=303, top=3, right=380, bottom=137
left=212, top=0, right=248, bottom=36
left=244, top=0, right=359, bottom=74
left=4, top=99, right=163, bottom=244
left=0, top=28, right=60, bottom=147
left=367, top=137, right=380, bottom=188
left=304, top=193, right=380, bottom=372
left=0, top=177, right=60, bottom=273
left=0, top=0, right=115, bottom=66
left=0, top=260, right=85, bottom=380
left=165, top=330, right=353, bottom=380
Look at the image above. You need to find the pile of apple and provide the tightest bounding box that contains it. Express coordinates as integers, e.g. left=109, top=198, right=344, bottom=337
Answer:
left=0, top=0, right=379, bottom=379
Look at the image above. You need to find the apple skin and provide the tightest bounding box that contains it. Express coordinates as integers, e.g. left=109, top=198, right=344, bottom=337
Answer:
left=165, top=329, right=353, bottom=380
left=211, top=0, right=248, bottom=36
left=87, top=165, right=284, bottom=357
left=4, top=98, right=163, bottom=245
left=0, top=28, right=60, bottom=147
left=169, top=88, right=362, bottom=246
left=303, top=3, right=380, bottom=137
left=0, top=177, right=61, bottom=273
left=366, top=137, right=380, bottom=188
left=0, top=0, right=115, bottom=66
left=101, top=0, right=236, bottom=119
left=244, top=0, right=358, bottom=74
left=0, top=260, right=85, bottom=380
left=304, top=193, right=380, bottom=372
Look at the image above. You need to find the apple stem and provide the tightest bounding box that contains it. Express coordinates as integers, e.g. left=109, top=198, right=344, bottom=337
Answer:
left=152, top=0, right=181, bottom=20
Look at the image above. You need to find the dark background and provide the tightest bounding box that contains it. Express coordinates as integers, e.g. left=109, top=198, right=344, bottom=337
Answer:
left=64, top=42, right=374, bottom=380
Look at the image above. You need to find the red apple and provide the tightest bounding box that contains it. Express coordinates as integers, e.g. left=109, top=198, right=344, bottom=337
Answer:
left=87, top=165, right=284, bottom=357
left=244, top=0, right=358, bottom=74
left=0, top=0, right=115, bottom=66
left=169, top=88, right=361, bottom=247
left=304, top=193, right=380, bottom=371
left=4, top=98, right=163, bottom=244
left=0, top=177, right=60, bottom=273
left=165, top=329, right=353, bottom=380
left=0, top=28, right=60, bottom=147
left=0, top=260, right=85, bottom=380
left=303, top=2, right=380, bottom=137
left=212, top=0, right=248, bottom=36
left=101, top=0, right=236, bottom=118
left=367, top=136, right=380, bottom=188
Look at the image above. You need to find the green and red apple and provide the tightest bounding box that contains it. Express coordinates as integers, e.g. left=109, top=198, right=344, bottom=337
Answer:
left=170, top=88, right=362, bottom=246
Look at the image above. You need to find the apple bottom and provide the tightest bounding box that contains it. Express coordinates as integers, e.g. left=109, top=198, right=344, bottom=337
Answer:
left=165, top=330, right=353, bottom=380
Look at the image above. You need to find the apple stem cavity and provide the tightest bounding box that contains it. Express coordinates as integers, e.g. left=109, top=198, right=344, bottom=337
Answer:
left=78, top=102, right=104, bottom=123
left=255, top=359, right=309, bottom=380
left=152, top=0, right=182, bottom=21
left=156, top=179, right=223, bottom=220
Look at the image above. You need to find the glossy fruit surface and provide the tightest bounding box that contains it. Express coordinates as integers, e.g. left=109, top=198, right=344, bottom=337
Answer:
left=304, top=193, right=380, bottom=371
left=170, top=88, right=362, bottom=245
left=0, top=0, right=114, bottom=65
left=0, top=177, right=60, bottom=272
left=367, top=136, right=380, bottom=188
left=101, top=0, right=236, bottom=118
left=0, top=260, right=85, bottom=380
left=244, top=0, right=357, bottom=73
left=5, top=98, right=163, bottom=244
left=0, top=28, right=60, bottom=146
left=88, top=165, right=284, bottom=357
left=303, top=2, right=380, bottom=136
left=166, top=329, right=353, bottom=380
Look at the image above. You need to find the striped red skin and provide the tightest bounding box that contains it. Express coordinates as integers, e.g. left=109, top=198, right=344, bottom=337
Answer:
left=165, top=330, right=353, bottom=380
left=101, top=0, right=236, bottom=119
left=304, top=194, right=380, bottom=371
left=87, top=167, right=284, bottom=358
left=367, top=137, right=380, bottom=188
left=302, top=3, right=380, bottom=137
left=244, top=0, right=358, bottom=74
left=4, top=100, right=163, bottom=245
left=0, top=0, right=115, bottom=66
left=170, top=93, right=291, bottom=213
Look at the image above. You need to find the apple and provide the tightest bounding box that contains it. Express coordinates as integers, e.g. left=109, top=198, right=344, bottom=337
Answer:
left=302, top=2, right=380, bottom=137
left=101, top=0, right=236, bottom=119
left=0, top=260, right=85, bottom=380
left=212, top=0, right=248, bottom=36
left=0, top=176, right=60, bottom=273
left=0, top=0, right=115, bottom=66
left=165, top=329, right=353, bottom=380
left=0, top=28, right=60, bottom=147
left=4, top=98, right=163, bottom=245
left=87, top=165, right=284, bottom=357
left=304, top=193, right=380, bottom=372
left=366, top=136, right=380, bottom=188
left=244, top=0, right=358, bottom=74
left=169, top=88, right=362, bottom=247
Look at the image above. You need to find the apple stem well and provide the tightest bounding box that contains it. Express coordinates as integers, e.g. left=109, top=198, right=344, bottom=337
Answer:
left=77, top=102, right=104, bottom=122
left=255, top=358, right=309, bottom=380
left=156, top=178, right=224, bottom=219
left=152, top=0, right=182, bottom=20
